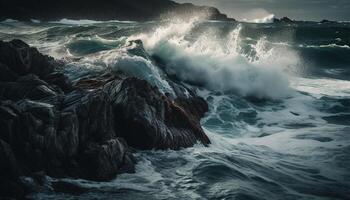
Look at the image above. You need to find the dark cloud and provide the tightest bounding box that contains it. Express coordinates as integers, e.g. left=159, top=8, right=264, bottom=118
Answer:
left=175, top=0, right=350, bottom=21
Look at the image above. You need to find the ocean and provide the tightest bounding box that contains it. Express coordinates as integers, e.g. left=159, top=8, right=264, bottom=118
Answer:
left=1, top=18, right=349, bottom=200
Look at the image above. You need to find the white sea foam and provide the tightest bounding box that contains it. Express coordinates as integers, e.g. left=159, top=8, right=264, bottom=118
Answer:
left=68, top=43, right=174, bottom=95
left=243, top=14, right=275, bottom=24
left=299, top=44, right=350, bottom=49
left=131, top=18, right=299, bottom=99
left=290, top=77, right=350, bottom=97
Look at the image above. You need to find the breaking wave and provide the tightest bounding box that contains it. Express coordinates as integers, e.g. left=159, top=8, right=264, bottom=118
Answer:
left=131, top=18, right=299, bottom=99
left=244, top=14, right=275, bottom=24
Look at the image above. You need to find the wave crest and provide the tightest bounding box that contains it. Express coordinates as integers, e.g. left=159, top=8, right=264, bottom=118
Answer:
left=244, top=14, right=275, bottom=24
left=131, top=19, right=299, bottom=99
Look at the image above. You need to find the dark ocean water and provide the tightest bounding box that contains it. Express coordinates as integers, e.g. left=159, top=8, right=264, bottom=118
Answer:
left=1, top=18, right=350, bottom=200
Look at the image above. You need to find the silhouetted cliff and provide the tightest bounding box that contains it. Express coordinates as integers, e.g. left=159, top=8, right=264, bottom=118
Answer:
left=0, top=0, right=234, bottom=21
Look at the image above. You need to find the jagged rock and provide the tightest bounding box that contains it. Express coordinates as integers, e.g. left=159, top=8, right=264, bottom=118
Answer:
left=74, top=64, right=211, bottom=150
left=105, top=77, right=210, bottom=150
left=62, top=89, right=116, bottom=144
left=172, top=3, right=232, bottom=21
left=0, top=74, right=59, bottom=101
left=0, top=39, right=56, bottom=78
left=0, top=40, right=136, bottom=199
left=0, top=62, right=18, bottom=82
left=0, top=95, right=134, bottom=181
left=273, top=17, right=295, bottom=24
left=0, top=139, right=26, bottom=199
left=75, top=74, right=210, bottom=150
left=0, top=39, right=210, bottom=198
left=44, top=72, right=73, bottom=93
left=79, top=138, right=135, bottom=181
left=0, top=139, right=22, bottom=180
left=320, top=19, right=335, bottom=24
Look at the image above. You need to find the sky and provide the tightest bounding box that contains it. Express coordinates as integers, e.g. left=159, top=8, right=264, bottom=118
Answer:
left=175, top=0, right=350, bottom=21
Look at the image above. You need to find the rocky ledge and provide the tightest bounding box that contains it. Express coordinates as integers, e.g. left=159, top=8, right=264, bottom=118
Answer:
left=0, top=40, right=210, bottom=198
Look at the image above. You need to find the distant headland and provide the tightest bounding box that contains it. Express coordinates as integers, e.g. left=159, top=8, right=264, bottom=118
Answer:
left=0, top=0, right=234, bottom=22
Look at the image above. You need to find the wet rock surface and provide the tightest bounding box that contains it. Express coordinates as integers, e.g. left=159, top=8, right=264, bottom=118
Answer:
left=0, top=39, right=210, bottom=198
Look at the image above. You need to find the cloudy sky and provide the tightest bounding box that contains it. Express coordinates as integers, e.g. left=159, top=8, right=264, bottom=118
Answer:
left=175, top=0, right=350, bottom=21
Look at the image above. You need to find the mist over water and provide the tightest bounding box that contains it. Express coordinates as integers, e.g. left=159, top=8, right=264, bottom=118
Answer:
left=1, top=18, right=350, bottom=199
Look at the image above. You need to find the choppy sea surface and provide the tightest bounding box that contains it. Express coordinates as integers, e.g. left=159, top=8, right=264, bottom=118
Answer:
left=1, top=18, right=350, bottom=200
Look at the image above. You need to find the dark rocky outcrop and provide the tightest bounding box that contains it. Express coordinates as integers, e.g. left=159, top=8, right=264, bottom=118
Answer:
left=0, top=0, right=234, bottom=22
left=320, top=19, right=336, bottom=24
left=0, top=39, right=209, bottom=198
left=104, top=77, right=210, bottom=150
left=272, top=17, right=335, bottom=24
left=0, top=139, right=26, bottom=199
left=0, top=40, right=134, bottom=198
left=0, top=40, right=56, bottom=78
left=273, top=17, right=295, bottom=24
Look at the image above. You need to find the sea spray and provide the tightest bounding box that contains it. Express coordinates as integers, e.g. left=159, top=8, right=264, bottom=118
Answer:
left=247, top=14, right=275, bottom=24
left=64, top=39, right=175, bottom=94
left=131, top=18, right=299, bottom=99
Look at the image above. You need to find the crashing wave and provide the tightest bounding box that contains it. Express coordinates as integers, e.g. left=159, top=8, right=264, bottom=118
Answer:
left=65, top=39, right=175, bottom=95
left=130, top=18, right=299, bottom=99
left=243, top=14, right=275, bottom=24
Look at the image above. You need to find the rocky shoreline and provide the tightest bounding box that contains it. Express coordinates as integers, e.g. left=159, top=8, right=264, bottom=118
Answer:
left=0, top=39, right=210, bottom=199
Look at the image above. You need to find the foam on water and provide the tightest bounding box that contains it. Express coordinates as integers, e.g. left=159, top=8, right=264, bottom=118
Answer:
left=299, top=44, right=350, bottom=49
left=131, top=18, right=299, bottom=99
left=291, top=77, right=350, bottom=97
left=244, top=14, right=275, bottom=24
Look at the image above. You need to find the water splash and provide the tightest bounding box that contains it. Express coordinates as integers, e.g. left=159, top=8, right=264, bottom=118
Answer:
left=131, top=18, right=299, bottom=99
left=244, top=14, right=275, bottom=24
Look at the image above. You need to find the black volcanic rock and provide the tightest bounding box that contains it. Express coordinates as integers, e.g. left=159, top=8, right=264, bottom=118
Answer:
left=104, top=77, right=210, bottom=150
left=78, top=138, right=135, bottom=181
left=0, top=0, right=234, bottom=22
left=75, top=72, right=210, bottom=150
left=0, top=40, right=56, bottom=78
left=0, top=62, right=18, bottom=82
left=0, top=139, right=26, bottom=198
left=0, top=40, right=134, bottom=198
left=273, top=17, right=295, bottom=24
left=320, top=19, right=336, bottom=24
left=0, top=39, right=210, bottom=198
